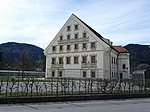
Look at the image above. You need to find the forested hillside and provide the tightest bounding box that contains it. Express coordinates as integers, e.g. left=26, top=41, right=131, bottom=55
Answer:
left=0, top=42, right=45, bottom=71
left=125, top=44, right=150, bottom=72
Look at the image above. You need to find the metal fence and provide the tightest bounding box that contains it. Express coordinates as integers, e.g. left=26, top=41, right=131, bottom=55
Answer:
left=0, top=77, right=150, bottom=97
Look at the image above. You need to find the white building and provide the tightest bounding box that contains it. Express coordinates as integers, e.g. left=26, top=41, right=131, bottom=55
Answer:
left=44, top=14, right=130, bottom=79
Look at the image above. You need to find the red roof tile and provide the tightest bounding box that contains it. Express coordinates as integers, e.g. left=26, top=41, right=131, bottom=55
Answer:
left=113, top=46, right=128, bottom=53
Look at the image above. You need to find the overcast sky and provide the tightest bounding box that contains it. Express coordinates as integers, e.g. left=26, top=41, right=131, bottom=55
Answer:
left=0, top=0, right=150, bottom=49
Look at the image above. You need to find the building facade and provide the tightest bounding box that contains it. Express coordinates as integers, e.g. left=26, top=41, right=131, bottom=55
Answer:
left=44, top=14, right=130, bottom=79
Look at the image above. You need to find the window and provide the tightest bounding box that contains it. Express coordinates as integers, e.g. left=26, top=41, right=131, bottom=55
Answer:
left=60, top=35, right=63, bottom=40
left=122, top=64, right=126, bottom=69
left=74, top=33, right=78, bottom=39
left=91, top=71, right=95, bottom=78
left=67, top=45, right=70, bottom=50
left=74, top=56, right=78, bottom=64
left=52, top=46, right=56, bottom=51
left=74, top=24, right=78, bottom=30
left=67, top=25, right=71, bottom=31
left=83, top=71, right=86, bottom=77
left=66, top=57, right=71, bottom=64
left=52, top=58, right=56, bottom=64
left=83, top=32, right=86, bottom=38
left=59, top=57, right=63, bottom=64
left=67, top=34, right=70, bottom=40
left=52, top=71, right=55, bottom=77
left=59, top=71, right=62, bottom=77
left=74, top=44, right=78, bottom=50
left=91, top=42, right=96, bottom=49
left=82, top=43, right=87, bottom=49
left=120, top=73, right=123, bottom=79
left=82, top=56, right=87, bottom=63
left=60, top=45, right=63, bottom=51
left=91, top=56, right=96, bottom=63
left=112, top=57, right=113, bottom=64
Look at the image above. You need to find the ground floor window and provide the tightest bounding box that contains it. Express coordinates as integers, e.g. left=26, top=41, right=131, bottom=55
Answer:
left=59, top=71, right=62, bottom=77
left=120, top=73, right=123, bottom=79
left=83, top=71, right=86, bottom=77
left=91, top=71, right=95, bottom=78
left=52, top=71, right=55, bottom=77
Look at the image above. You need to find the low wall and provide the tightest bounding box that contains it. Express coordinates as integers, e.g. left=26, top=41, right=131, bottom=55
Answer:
left=0, top=93, right=150, bottom=104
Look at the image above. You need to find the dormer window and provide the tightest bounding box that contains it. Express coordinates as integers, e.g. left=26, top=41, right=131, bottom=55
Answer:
left=67, top=25, right=71, bottom=31
left=74, top=33, right=78, bottom=39
left=83, top=32, right=86, bottom=38
left=67, top=34, right=70, bottom=40
left=74, top=24, right=78, bottom=30
left=60, top=35, right=63, bottom=40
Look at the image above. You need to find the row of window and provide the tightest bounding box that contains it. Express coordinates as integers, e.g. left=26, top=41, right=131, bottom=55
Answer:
left=52, top=42, right=96, bottom=52
left=51, top=70, right=96, bottom=78
left=60, top=32, right=86, bottom=40
left=67, top=24, right=79, bottom=31
left=111, top=56, right=117, bottom=65
left=52, top=55, right=96, bottom=64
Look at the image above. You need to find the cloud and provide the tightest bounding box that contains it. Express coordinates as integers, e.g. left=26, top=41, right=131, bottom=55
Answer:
left=0, top=0, right=150, bottom=48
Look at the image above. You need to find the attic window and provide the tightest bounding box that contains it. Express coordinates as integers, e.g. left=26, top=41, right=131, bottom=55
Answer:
left=52, top=46, right=56, bottom=51
left=67, top=25, right=71, bottom=31
left=74, top=24, right=78, bottom=30
left=60, top=35, right=63, bottom=40
left=67, top=34, right=70, bottom=40
left=74, top=33, right=78, bottom=39
left=83, top=32, right=86, bottom=38
left=91, top=42, right=96, bottom=48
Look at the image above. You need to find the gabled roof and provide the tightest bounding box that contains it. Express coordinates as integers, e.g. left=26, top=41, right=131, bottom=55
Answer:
left=113, top=46, right=128, bottom=53
left=73, top=14, right=103, bottom=39
left=44, top=14, right=128, bottom=54
left=72, top=14, right=119, bottom=52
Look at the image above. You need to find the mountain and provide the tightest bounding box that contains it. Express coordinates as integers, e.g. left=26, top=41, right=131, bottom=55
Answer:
left=0, top=42, right=45, bottom=71
left=125, top=44, right=150, bottom=72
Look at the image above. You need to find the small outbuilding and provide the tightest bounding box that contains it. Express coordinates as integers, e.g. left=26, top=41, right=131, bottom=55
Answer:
left=132, top=69, right=150, bottom=87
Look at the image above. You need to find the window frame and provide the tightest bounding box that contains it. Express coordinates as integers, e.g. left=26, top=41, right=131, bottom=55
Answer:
left=67, top=45, right=71, bottom=51
left=51, top=57, right=56, bottom=64
left=66, top=57, right=71, bottom=64
left=52, top=71, right=55, bottom=77
left=91, top=55, right=96, bottom=63
left=83, top=32, right=86, bottom=38
left=82, top=43, right=87, bottom=49
left=91, top=42, right=96, bottom=49
left=59, top=57, right=63, bottom=64
left=67, top=25, right=71, bottom=31
left=60, top=35, right=63, bottom=40
left=74, top=24, right=78, bottom=30
left=83, top=71, right=86, bottom=77
left=74, top=33, right=78, bottom=39
left=74, top=56, right=79, bottom=64
left=74, top=44, right=78, bottom=50
left=82, top=56, right=87, bottom=63
left=67, top=34, right=70, bottom=40
left=91, top=71, right=95, bottom=78
left=52, top=46, right=56, bottom=51
left=59, top=45, right=63, bottom=51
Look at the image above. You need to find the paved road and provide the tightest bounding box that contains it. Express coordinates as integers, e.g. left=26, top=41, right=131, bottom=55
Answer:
left=0, top=98, right=150, bottom=112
